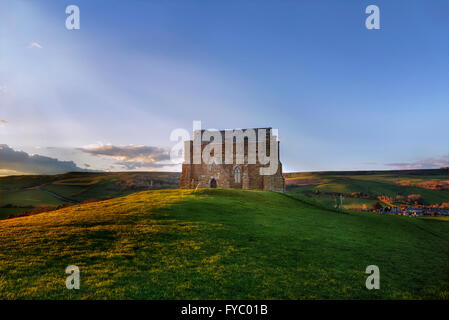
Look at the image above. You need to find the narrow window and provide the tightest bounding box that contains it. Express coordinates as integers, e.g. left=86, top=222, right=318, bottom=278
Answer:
left=234, top=167, right=241, bottom=183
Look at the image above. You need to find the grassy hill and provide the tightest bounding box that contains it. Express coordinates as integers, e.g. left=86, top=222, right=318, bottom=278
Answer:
left=0, top=172, right=180, bottom=219
left=0, top=188, right=447, bottom=299
left=285, top=169, right=449, bottom=209
left=2, top=169, right=447, bottom=219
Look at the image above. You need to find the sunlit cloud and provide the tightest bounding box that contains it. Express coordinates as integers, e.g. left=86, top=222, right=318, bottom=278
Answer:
left=79, top=144, right=175, bottom=170
left=0, top=169, right=24, bottom=176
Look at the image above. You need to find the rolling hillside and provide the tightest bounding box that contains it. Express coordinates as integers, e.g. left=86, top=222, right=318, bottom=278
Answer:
left=2, top=169, right=447, bottom=219
left=285, top=169, right=449, bottom=210
left=0, top=189, right=447, bottom=299
left=0, top=172, right=180, bottom=219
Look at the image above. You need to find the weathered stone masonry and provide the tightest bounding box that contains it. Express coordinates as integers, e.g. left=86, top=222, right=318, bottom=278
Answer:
left=180, top=128, right=284, bottom=192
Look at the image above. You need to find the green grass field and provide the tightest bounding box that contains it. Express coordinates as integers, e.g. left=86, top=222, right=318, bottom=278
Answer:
left=0, top=188, right=447, bottom=299
left=2, top=169, right=447, bottom=219
left=0, top=172, right=181, bottom=219
left=285, top=169, right=449, bottom=209
left=0, top=189, right=67, bottom=206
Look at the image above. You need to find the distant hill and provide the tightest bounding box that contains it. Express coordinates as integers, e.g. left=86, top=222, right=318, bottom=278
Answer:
left=0, top=172, right=180, bottom=219
left=284, top=168, right=449, bottom=210
left=1, top=169, right=448, bottom=219
left=0, top=188, right=447, bottom=299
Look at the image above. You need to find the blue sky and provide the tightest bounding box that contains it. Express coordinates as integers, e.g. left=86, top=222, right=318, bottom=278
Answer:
left=0, top=0, right=448, bottom=174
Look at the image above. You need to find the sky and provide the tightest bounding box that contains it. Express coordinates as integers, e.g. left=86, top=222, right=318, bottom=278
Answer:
left=0, top=0, right=448, bottom=174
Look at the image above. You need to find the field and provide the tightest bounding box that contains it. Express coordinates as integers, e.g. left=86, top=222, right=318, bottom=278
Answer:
left=0, top=188, right=447, bottom=299
left=0, top=172, right=181, bottom=219
left=284, top=169, right=449, bottom=210
left=2, top=169, right=447, bottom=219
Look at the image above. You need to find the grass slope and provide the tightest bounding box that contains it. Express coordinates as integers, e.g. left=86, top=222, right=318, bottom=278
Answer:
left=0, top=172, right=180, bottom=219
left=0, top=189, right=447, bottom=299
left=285, top=169, right=449, bottom=208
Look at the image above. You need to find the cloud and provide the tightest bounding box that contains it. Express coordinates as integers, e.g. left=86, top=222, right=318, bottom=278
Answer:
left=0, top=120, right=6, bottom=126
left=79, top=144, right=174, bottom=170
left=27, top=42, right=42, bottom=49
left=79, top=144, right=170, bottom=162
left=0, top=144, right=90, bottom=174
left=385, top=156, right=449, bottom=170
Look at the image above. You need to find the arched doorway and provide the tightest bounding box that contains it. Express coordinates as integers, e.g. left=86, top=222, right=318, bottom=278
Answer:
left=210, top=178, right=217, bottom=188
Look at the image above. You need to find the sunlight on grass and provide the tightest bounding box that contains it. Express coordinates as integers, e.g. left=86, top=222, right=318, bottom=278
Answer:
left=0, top=188, right=448, bottom=299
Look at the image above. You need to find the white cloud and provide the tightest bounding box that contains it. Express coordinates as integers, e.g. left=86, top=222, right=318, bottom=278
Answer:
left=385, top=155, right=449, bottom=169
left=27, top=42, right=42, bottom=49
left=0, top=120, right=6, bottom=126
